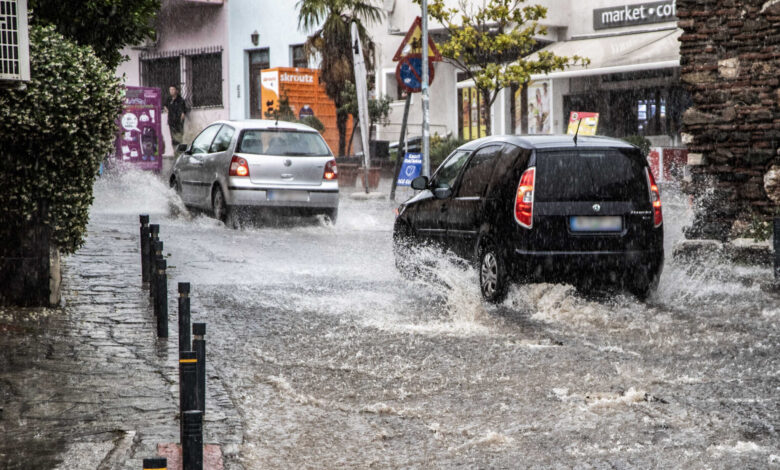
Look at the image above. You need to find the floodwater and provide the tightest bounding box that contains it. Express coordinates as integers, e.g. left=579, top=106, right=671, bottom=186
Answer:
left=90, top=170, right=779, bottom=468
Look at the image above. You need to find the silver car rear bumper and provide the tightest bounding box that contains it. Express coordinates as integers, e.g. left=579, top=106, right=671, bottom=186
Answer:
left=225, top=177, right=339, bottom=209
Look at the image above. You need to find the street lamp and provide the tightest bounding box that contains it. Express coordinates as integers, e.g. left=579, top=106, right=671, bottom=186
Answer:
left=251, top=30, right=259, bottom=46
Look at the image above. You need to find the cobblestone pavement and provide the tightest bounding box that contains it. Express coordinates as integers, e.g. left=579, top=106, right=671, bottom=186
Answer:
left=0, top=218, right=243, bottom=469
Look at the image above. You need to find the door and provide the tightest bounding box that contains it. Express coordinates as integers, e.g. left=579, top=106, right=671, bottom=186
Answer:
left=411, top=149, right=471, bottom=246
left=445, top=145, right=502, bottom=258
left=182, top=124, right=222, bottom=207
left=205, top=124, right=235, bottom=195
left=248, top=49, right=270, bottom=119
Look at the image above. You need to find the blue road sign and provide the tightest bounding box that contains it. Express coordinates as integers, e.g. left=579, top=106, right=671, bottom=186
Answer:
left=396, top=55, right=435, bottom=93
left=397, top=152, right=423, bottom=186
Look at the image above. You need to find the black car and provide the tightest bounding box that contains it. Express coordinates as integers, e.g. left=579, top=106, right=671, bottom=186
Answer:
left=393, top=135, right=664, bottom=302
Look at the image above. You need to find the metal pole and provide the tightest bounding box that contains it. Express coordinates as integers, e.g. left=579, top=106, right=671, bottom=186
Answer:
left=142, top=457, right=167, bottom=470
left=390, top=93, right=413, bottom=201
left=774, top=217, right=779, bottom=282
left=179, top=350, right=199, bottom=445
left=421, top=1, right=431, bottom=177
left=182, top=410, right=203, bottom=470
left=178, top=283, right=191, bottom=353
left=140, top=215, right=150, bottom=283
left=192, top=322, right=206, bottom=414
left=150, top=239, right=162, bottom=300
left=156, top=258, right=168, bottom=338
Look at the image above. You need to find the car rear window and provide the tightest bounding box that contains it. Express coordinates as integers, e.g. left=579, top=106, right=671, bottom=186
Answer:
left=535, top=148, right=648, bottom=202
left=238, top=130, right=332, bottom=156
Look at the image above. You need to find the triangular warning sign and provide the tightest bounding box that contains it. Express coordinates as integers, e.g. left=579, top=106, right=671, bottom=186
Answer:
left=392, top=16, right=442, bottom=62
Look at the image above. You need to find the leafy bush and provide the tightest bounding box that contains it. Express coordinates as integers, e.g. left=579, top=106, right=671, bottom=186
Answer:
left=430, top=135, right=467, bottom=170
left=622, top=135, right=652, bottom=158
left=0, top=25, right=123, bottom=254
left=299, top=115, right=325, bottom=133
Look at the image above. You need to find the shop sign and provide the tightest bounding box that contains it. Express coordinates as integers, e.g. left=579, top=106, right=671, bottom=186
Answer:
left=527, top=80, right=552, bottom=135
left=397, top=152, right=422, bottom=186
left=114, top=86, right=163, bottom=172
left=567, top=111, right=599, bottom=136
left=594, top=1, right=677, bottom=30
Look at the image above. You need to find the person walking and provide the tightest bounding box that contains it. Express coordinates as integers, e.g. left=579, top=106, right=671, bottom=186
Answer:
left=163, top=85, right=188, bottom=153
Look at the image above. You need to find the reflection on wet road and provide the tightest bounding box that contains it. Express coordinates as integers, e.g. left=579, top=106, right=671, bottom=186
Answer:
left=91, top=171, right=780, bottom=468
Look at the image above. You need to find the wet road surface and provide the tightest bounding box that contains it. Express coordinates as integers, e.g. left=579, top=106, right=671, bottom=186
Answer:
left=86, top=171, right=780, bottom=468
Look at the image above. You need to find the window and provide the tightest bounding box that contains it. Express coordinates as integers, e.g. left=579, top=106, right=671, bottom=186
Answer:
left=140, top=47, right=223, bottom=109
left=189, top=52, right=222, bottom=108
left=191, top=124, right=222, bottom=154
left=457, top=146, right=500, bottom=198
left=291, top=44, right=307, bottom=68
left=238, top=130, right=331, bottom=156
left=141, top=57, right=181, bottom=95
left=432, top=150, right=471, bottom=189
left=209, top=125, right=235, bottom=153
left=249, top=49, right=270, bottom=70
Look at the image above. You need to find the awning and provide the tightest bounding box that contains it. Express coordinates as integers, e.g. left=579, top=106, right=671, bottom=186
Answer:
left=528, top=28, right=681, bottom=80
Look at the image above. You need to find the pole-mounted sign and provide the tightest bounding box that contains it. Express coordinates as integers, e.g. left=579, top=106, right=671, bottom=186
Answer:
left=393, top=16, right=442, bottom=94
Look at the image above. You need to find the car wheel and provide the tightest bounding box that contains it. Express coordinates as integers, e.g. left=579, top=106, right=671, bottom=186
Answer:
left=323, top=208, right=338, bottom=224
left=393, top=222, right=417, bottom=279
left=627, top=270, right=660, bottom=301
left=212, top=186, right=233, bottom=226
left=479, top=243, right=509, bottom=303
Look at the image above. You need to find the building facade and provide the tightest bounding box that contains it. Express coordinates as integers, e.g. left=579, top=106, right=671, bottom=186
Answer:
left=372, top=0, right=688, bottom=150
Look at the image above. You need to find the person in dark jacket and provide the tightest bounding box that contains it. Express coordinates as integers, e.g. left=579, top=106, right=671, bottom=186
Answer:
left=163, top=85, right=188, bottom=153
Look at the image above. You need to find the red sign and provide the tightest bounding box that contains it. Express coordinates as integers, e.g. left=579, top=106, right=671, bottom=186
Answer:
left=114, top=86, right=163, bottom=171
left=392, top=16, right=442, bottom=62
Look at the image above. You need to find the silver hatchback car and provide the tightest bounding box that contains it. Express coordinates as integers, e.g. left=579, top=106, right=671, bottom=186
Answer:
left=171, top=120, right=339, bottom=223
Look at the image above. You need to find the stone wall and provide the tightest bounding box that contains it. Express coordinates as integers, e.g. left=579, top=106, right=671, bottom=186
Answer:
left=677, top=0, right=780, bottom=240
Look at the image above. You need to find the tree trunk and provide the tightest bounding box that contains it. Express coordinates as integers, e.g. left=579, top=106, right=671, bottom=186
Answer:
left=0, top=222, right=61, bottom=307
left=346, top=119, right=359, bottom=157
left=337, top=111, right=349, bottom=156
left=482, top=89, right=493, bottom=136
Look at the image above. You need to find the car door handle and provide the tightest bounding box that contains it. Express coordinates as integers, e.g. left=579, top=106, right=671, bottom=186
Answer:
left=281, top=173, right=294, bottom=179
left=440, top=205, right=448, bottom=212
left=190, top=158, right=204, bottom=166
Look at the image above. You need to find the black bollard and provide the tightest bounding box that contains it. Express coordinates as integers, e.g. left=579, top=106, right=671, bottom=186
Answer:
left=179, top=350, right=199, bottom=444
left=774, top=217, right=779, bottom=282
left=182, top=410, right=203, bottom=470
left=142, top=457, right=167, bottom=470
left=192, top=323, right=206, bottom=414
left=149, top=225, right=160, bottom=297
left=156, top=258, right=168, bottom=338
left=178, top=283, right=191, bottom=353
left=140, top=215, right=150, bottom=283
left=152, top=240, right=164, bottom=300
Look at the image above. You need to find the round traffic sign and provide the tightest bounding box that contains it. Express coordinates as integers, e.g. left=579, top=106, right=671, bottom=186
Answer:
left=395, top=54, right=435, bottom=93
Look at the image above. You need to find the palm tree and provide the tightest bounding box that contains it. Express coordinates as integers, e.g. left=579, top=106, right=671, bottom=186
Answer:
left=297, top=0, right=383, bottom=156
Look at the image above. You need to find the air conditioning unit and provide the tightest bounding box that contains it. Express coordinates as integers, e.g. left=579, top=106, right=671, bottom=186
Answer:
left=0, top=0, right=30, bottom=83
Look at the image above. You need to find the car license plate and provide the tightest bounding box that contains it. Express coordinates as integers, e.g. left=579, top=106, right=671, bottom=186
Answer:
left=570, top=216, right=622, bottom=232
left=267, top=190, right=309, bottom=202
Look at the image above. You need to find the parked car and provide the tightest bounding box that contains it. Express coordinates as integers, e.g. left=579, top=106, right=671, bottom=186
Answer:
left=171, top=120, right=339, bottom=225
left=393, top=135, right=664, bottom=302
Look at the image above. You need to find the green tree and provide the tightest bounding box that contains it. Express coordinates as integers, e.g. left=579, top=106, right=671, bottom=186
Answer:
left=339, top=81, right=392, bottom=154
left=421, top=0, right=587, bottom=134
left=297, top=0, right=383, bottom=156
left=29, top=0, right=160, bottom=68
left=0, top=25, right=123, bottom=306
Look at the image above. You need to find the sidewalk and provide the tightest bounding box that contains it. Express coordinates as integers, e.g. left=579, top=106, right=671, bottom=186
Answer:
left=0, top=217, right=243, bottom=469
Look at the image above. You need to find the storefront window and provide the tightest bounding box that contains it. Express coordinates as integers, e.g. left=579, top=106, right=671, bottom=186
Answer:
left=458, top=87, right=488, bottom=141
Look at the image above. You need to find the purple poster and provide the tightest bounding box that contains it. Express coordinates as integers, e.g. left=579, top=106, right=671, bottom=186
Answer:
left=114, top=86, right=164, bottom=171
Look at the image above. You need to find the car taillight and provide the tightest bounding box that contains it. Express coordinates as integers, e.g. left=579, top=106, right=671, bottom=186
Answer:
left=646, top=167, right=662, bottom=227
left=323, top=159, right=338, bottom=180
left=514, top=167, right=535, bottom=229
left=229, top=156, right=249, bottom=177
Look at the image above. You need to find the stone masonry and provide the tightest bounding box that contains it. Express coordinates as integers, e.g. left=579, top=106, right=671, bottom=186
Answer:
left=677, top=0, right=780, bottom=240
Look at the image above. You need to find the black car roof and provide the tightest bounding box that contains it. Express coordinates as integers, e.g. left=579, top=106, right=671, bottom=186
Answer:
left=459, top=134, right=637, bottom=151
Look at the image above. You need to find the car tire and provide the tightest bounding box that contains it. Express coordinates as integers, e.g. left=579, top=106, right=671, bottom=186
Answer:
left=393, top=222, right=418, bottom=279
left=323, top=208, right=338, bottom=224
left=212, top=186, right=234, bottom=227
left=479, top=242, right=509, bottom=303
left=627, top=270, right=659, bottom=301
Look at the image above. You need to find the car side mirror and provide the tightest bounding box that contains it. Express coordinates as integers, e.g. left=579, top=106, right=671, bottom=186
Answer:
left=433, top=186, right=452, bottom=199
left=411, top=176, right=428, bottom=190
left=177, top=143, right=189, bottom=154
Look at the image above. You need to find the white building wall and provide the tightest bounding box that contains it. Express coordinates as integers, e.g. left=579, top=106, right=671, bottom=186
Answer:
left=227, top=0, right=312, bottom=120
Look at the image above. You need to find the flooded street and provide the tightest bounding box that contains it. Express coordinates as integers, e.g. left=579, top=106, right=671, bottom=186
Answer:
left=89, top=171, right=779, bottom=468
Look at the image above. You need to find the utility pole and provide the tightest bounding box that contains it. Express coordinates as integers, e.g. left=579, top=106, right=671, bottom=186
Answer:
left=421, top=0, right=431, bottom=177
